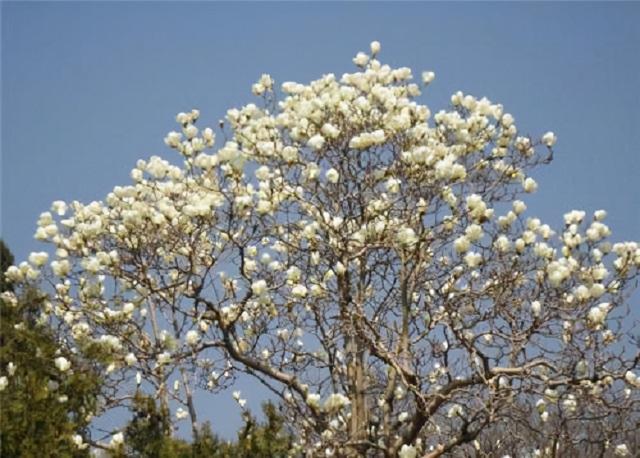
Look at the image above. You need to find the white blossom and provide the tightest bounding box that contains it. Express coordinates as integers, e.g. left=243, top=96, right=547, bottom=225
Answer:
left=110, top=432, right=124, bottom=447
left=306, top=392, right=321, bottom=409
left=531, top=301, right=542, bottom=317
left=251, top=279, right=268, bottom=296
left=523, top=177, right=538, bottom=193
left=307, top=134, right=326, bottom=151
left=454, top=236, right=471, bottom=254
left=397, top=227, right=418, bottom=246
left=464, top=252, right=482, bottom=268
left=398, top=444, right=417, bottom=458
left=353, top=52, right=369, bottom=67
left=292, top=284, right=308, bottom=298
left=325, top=168, right=340, bottom=184
left=587, top=302, right=611, bottom=329
left=124, top=353, right=137, bottom=366
left=422, top=71, right=435, bottom=85
left=28, top=251, right=49, bottom=267
left=614, top=444, right=630, bottom=456
left=370, top=41, right=381, bottom=55
left=54, top=356, right=71, bottom=372
left=185, top=330, right=200, bottom=346
left=323, top=393, right=350, bottom=412
left=541, top=131, right=557, bottom=147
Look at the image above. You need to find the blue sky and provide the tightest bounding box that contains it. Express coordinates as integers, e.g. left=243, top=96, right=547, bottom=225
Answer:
left=2, top=1, right=639, bottom=439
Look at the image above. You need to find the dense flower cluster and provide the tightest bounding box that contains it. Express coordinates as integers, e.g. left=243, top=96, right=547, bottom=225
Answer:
left=4, top=41, right=639, bottom=456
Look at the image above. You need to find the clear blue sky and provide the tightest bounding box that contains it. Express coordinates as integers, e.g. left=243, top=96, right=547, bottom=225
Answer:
left=2, top=1, right=639, bottom=439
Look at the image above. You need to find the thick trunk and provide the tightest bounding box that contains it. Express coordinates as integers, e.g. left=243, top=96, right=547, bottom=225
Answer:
left=340, top=271, right=369, bottom=455
left=148, top=300, right=171, bottom=431
left=347, top=334, right=368, bottom=451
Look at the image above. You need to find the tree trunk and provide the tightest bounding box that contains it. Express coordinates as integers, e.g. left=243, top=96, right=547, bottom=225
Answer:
left=340, top=271, right=369, bottom=455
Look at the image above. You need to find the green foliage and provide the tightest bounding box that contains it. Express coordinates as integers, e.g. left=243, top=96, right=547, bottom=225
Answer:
left=0, top=241, right=101, bottom=457
left=225, top=402, right=293, bottom=457
left=120, top=393, right=185, bottom=458
left=0, top=240, right=14, bottom=292
left=119, top=398, right=293, bottom=458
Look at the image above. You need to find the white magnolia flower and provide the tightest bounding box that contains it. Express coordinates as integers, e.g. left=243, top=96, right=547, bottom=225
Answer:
left=251, top=279, right=268, bottom=296
left=512, top=200, right=527, bottom=215
left=307, top=134, right=326, bottom=151
left=185, top=330, right=200, bottom=346
left=422, top=71, right=435, bottom=85
left=564, top=210, right=586, bottom=225
left=124, top=353, right=137, bottom=366
left=54, top=356, right=71, bottom=372
left=255, top=165, right=271, bottom=181
left=465, top=224, right=483, bottom=242
left=397, top=227, right=418, bottom=246
left=544, top=388, right=560, bottom=401
left=523, top=177, right=538, bottom=193
left=28, top=251, right=49, bottom=267
left=323, top=393, right=351, bottom=412
left=281, top=145, right=298, bottom=162
left=386, top=178, right=401, bottom=193
left=587, top=302, right=611, bottom=328
left=71, top=434, right=87, bottom=449
left=321, top=123, right=340, bottom=139
left=494, top=235, right=511, bottom=253
left=464, top=252, right=482, bottom=268
left=447, top=404, right=464, bottom=418
left=306, top=392, right=321, bottom=409
left=202, top=127, right=215, bottom=145
left=353, top=52, right=369, bottom=67
left=594, top=209, right=607, bottom=221
left=176, top=408, right=189, bottom=420
left=541, top=131, right=557, bottom=147
left=110, top=432, right=124, bottom=447
left=51, top=200, right=67, bottom=216
left=531, top=301, right=542, bottom=317
left=454, top=236, right=470, bottom=254
left=547, top=260, right=571, bottom=287
left=325, top=168, right=340, bottom=184
left=51, top=260, right=71, bottom=276
left=184, top=124, right=198, bottom=140
left=0, top=376, right=8, bottom=392
left=562, top=394, right=577, bottom=413
left=624, top=371, right=640, bottom=388
left=614, top=444, right=630, bottom=456
left=157, top=351, right=171, bottom=365
left=370, top=41, right=381, bottom=55
left=291, top=284, right=308, bottom=298
left=164, top=131, right=182, bottom=148
left=398, top=444, right=417, bottom=458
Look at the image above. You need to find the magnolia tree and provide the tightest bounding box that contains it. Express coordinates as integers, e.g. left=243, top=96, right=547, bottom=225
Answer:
left=4, top=41, right=640, bottom=457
